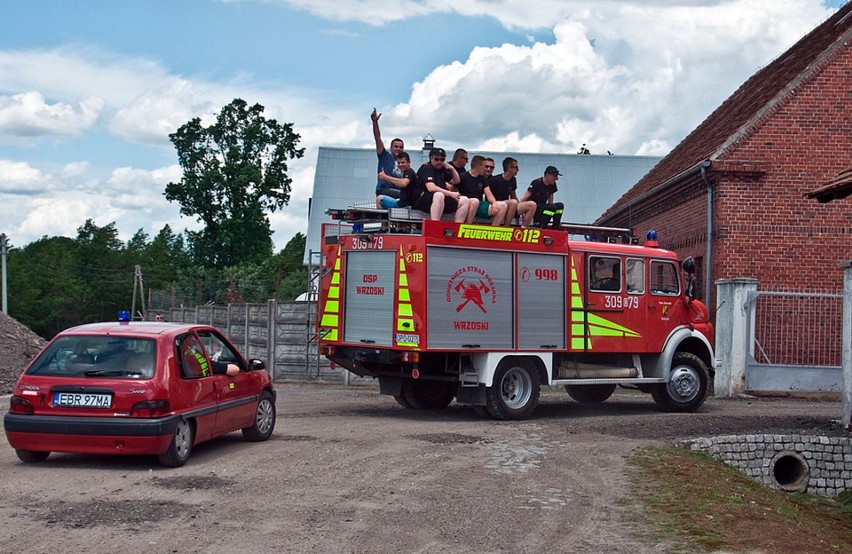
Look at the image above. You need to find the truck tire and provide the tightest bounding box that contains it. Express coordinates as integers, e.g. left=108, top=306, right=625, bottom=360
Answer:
left=564, top=384, right=616, bottom=404
left=400, top=379, right=454, bottom=410
left=485, top=360, right=540, bottom=420
left=394, top=394, right=414, bottom=409
left=651, top=352, right=709, bottom=413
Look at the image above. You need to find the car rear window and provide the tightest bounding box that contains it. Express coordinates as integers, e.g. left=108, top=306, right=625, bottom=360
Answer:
left=26, top=336, right=157, bottom=379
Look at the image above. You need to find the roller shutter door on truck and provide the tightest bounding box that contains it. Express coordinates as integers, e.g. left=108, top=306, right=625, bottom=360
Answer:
left=343, top=250, right=396, bottom=346
left=517, top=253, right=566, bottom=349
left=427, top=247, right=513, bottom=349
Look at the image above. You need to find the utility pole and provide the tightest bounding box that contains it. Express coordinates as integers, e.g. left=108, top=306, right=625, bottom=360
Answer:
left=130, top=265, right=146, bottom=321
left=0, top=233, right=9, bottom=314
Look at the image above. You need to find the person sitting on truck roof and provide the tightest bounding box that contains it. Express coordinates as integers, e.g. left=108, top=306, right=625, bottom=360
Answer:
left=458, top=155, right=508, bottom=226
left=449, top=148, right=468, bottom=175
left=371, top=108, right=404, bottom=210
left=521, top=165, right=564, bottom=229
left=379, top=152, right=445, bottom=220
left=487, top=157, right=536, bottom=227
left=417, top=147, right=471, bottom=223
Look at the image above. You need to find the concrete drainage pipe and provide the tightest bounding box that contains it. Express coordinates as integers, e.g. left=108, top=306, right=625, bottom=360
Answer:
left=770, top=451, right=810, bottom=493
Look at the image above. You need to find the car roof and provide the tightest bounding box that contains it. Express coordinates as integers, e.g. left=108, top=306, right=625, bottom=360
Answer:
left=58, top=321, right=214, bottom=339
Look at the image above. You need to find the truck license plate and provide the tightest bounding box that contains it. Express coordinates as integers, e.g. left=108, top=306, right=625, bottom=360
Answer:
left=53, top=392, right=112, bottom=408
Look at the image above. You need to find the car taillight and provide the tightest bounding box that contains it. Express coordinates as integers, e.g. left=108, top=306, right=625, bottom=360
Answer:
left=9, top=396, right=35, bottom=415
left=130, top=399, right=170, bottom=417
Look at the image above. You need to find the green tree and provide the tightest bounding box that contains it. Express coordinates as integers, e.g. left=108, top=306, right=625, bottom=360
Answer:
left=165, top=98, right=304, bottom=269
left=8, top=236, right=88, bottom=338
left=75, top=220, right=134, bottom=322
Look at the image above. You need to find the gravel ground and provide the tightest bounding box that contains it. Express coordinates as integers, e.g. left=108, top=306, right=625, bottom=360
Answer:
left=0, top=312, right=46, bottom=395
left=1, top=383, right=847, bottom=553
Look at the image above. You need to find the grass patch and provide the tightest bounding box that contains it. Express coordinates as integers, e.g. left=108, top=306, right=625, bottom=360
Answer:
left=625, top=446, right=852, bottom=553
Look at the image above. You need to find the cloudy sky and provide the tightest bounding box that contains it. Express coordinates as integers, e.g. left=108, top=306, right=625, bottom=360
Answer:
left=0, top=0, right=846, bottom=251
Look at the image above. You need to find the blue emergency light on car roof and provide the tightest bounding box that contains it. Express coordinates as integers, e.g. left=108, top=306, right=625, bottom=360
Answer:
left=118, top=310, right=131, bottom=322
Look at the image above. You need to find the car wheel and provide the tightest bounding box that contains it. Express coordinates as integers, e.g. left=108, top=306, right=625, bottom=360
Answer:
left=651, top=352, right=709, bottom=413
left=485, top=360, right=540, bottom=420
left=564, top=384, right=616, bottom=404
left=400, top=379, right=455, bottom=410
left=16, top=449, right=50, bottom=463
left=158, top=419, right=194, bottom=467
left=242, top=391, right=276, bottom=442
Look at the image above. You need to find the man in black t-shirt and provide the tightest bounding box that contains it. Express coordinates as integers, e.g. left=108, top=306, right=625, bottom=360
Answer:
left=416, top=147, right=471, bottom=223
left=379, top=152, right=446, bottom=220
left=520, top=165, right=564, bottom=229
left=487, top=157, right=536, bottom=226
left=458, top=155, right=508, bottom=225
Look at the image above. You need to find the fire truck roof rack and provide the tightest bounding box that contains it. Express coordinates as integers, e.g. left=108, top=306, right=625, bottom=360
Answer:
left=326, top=202, right=637, bottom=243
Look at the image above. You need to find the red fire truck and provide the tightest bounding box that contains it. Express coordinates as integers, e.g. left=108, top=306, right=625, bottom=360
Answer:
left=317, top=210, right=715, bottom=420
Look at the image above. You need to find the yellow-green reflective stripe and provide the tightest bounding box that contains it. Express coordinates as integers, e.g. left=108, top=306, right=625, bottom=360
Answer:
left=399, top=289, right=410, bottom=302
left=399, top=274, right=408, bottom=287
left=398, top=304, right=413, bottom=317
left=328, top=286, right=339, bottom=299
left=321, top=314, right=339, bottom=327
left=397, top=318, right=414, bottom=330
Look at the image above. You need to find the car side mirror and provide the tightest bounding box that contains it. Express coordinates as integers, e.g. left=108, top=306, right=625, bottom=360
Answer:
left=249, top=359, right=266, bottom=371
left=681, top=256, right=695, bottom=274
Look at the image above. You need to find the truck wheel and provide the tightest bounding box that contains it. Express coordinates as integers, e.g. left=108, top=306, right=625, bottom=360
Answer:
left=393, top=394, right=413, bottom=409
left=401, top=379, right=454, bottom=410
left=651, top=352, right=709, bottom=413
left=485, top=360, right=540, bottom=420
left=564, top=384, right=616, bottom=404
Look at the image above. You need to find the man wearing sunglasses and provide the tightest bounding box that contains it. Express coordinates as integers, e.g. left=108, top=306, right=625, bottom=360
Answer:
left=416, top=147, right=471, bottom=223
left=458, top=155, right=508, bottom=225
left=487, top=157, right=536, bottom=226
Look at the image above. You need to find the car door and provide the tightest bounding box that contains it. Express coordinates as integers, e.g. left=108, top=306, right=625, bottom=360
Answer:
left=198, top=331, right=258, bottom=435
left=174, top=333, right=219, bottom=442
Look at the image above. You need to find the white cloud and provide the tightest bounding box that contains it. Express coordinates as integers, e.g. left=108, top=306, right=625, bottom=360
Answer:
left=381, top=1, right=833, bottom=156
left=0, top=91, right=103, bottom=142
left=0, top=159, right=46, bottom=193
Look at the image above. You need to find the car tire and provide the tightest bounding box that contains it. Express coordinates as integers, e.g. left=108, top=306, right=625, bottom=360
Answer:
left=242, top=390, right=276, bottom=442
left=158, top=418, right=194, bottom=467
left=485, top=360, right=540, bottom=420
left=564, top=384, right=616, bottom=404
left=15, top=449, right=50, bottom=463
left=393, top=394, right=414, bottom=409
left=651, top=352, right=709, bottom=413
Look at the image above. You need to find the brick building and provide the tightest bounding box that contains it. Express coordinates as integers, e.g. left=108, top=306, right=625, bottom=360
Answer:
left=597, top=4, right=852, bottom=306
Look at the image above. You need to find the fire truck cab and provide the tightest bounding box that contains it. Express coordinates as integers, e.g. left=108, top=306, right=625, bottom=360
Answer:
left=318, top=209, right=714, bottom=420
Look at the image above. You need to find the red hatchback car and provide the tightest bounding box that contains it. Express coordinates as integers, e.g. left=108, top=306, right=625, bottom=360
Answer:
left=4, top=321, right=277, bottom=467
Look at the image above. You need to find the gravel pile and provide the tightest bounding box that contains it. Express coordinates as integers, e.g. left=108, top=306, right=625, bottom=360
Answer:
left=0, top=312, right=46, bottom=395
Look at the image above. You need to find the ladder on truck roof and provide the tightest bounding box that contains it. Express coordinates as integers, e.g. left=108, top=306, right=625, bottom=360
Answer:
left=325, top=202, right=638, bottom=243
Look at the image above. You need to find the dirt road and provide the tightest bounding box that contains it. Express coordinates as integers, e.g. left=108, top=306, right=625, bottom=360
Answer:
left=0, top=384, right=844, bottom=553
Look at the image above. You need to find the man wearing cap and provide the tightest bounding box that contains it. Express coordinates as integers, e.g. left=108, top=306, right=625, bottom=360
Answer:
left=417, top=147, right=471, bottom=223
left=521, top=166, right=564, bottom=229
left=371, top=108, right=404, bottom=209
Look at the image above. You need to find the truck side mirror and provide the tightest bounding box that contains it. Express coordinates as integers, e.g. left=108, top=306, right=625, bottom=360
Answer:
left=681, top=257, right=696, bottom=300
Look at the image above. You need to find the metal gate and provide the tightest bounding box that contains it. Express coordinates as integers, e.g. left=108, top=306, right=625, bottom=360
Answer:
left=745, top=290, right=844, bottom=392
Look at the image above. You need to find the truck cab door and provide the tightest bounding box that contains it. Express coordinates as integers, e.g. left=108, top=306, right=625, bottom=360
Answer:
left=578, top=254, right=645, bottom=352
left=646, top=258, right=683, bottom=352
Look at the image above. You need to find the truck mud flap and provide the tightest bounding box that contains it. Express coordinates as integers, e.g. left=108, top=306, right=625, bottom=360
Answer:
left=379, top=376, right=403, bottom=396
left=456, top=383, right=486, bottom=406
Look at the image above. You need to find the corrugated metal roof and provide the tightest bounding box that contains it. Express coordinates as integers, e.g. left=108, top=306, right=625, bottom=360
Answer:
left=304, top=147, right=661, bottom=263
